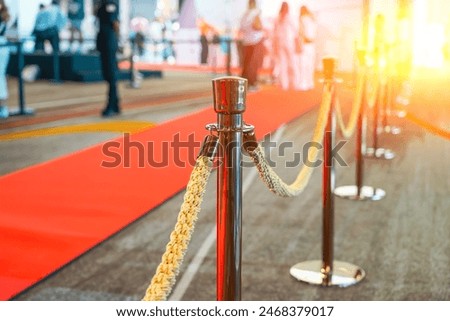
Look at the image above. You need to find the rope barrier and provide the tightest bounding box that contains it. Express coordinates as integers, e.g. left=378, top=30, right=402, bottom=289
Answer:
left=334, top=71, right=365, bottom=138
left=244, top=86, right=333, bottom=197
left=142, top=142, right=216, bottom=300
left=140, top=51, right=393, bottom=298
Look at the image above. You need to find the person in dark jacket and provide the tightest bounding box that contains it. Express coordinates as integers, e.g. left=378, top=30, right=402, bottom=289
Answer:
left=96, top=0, right=121, bottom=117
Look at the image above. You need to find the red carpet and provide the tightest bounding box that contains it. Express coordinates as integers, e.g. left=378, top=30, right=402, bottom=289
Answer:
left=0, top=86, right=320, bottom=300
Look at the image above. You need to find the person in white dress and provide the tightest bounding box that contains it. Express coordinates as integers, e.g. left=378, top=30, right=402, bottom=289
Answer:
left=272, top=1, right=300, bottom=91
left=298, top=5, right=317, bottom=91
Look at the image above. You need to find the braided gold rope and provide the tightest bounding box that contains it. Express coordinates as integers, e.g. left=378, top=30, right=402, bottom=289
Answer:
left=246, top=87, right=333, bottom=197
left=142, top=156, right=213, bottom=301
left=334, top=71, right=365, bottom=139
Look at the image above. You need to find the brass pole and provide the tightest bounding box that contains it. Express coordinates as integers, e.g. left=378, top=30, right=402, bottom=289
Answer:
left=290, top=58, right=366, bottom=287
left=213, top=76, right=247, bottom=300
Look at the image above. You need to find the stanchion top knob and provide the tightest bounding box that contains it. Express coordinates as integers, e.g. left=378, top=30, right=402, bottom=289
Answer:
left=212, top=76, right=247, bottom=114
left=322, top=57, right=337, bottom=80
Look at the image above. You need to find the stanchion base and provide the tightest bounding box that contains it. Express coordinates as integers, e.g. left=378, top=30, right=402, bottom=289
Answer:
left=378, top=125, right=401, bottom=135
left=127, top=82, right=141, bottom=89
left=8, top=108, right=35, bottom=117
left=393, top=110, right=407, bottom=118
left=334, top=185, right=385, bottom=201
left=364, top=147, right=395, bottom=160
left=290, top=260, right=365, bottom=287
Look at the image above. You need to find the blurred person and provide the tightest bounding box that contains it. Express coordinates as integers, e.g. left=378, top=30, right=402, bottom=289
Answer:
left=134, top=31, right=145, bottom=56
left=272, top=1, right=299, bottom=91
left=161, top=19, right=176, bottom=63
left=149, top=17, right=164, bottom=61
left=263, top=35, right=278, bottom=85
left=298, top=5, right=317, bottom=90
left=33, top=0, right=67, bottom=53
left=209, top=29, right=221, bottom=72
left=239, top=0, right=264, bottom=91
left=130, top=16, right=149, bottom=57
left=68, top=0, right=85, bottom=52
left=220, top=25, right=233, bottom=72
left=0, top=0, right=10, bottom=118
left=32, top=3, right=50, bottom=52
left=96, top=0, right=121, bottom=117
left=50, top=0, right=68, bottom=39
left=196, top=17, right=215, bottom=66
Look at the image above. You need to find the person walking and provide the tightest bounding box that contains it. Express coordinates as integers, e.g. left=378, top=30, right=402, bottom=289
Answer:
left=298, top=5, right=317, bottom=91
left=33, top=0, right=67, bottom=53
left=272, top=1, right=299, bottom=91
left=96, top=0, right=121, bottom=117
left=196, top=17, right=215, bottom=66
left=0, top=0, right=10, bottom=118
left=239, top=0, right=264, bottom=91
left=32, top=3, right=49, bottom=52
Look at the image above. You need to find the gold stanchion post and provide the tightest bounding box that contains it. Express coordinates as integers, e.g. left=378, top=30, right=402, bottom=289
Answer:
left=334, top=49, right=386, bottom=201
left=380, top=43, right=402, bottom=135
left=212, top=76, right=248, bottom=300
left=289, top=58, right=366, bottom=287
left=365, top=15, right=395, bottom=160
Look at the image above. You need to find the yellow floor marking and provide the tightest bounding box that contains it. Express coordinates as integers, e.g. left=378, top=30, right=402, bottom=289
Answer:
left=0, top=121, right=155, bottom=141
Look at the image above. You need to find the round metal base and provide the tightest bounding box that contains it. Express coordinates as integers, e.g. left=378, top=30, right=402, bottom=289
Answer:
left=394, top=110, right=406, bottom=118
left=334, top=185, right=386, bottom=201
left=378, top=125, right=401, bottom=135
left=364, top=147, right=395, bottom=160
left=127, top=81, right=141, bottom=89
left=290, top=260, right=365, bottom=287
left=8, top=108, right=35, bottom=117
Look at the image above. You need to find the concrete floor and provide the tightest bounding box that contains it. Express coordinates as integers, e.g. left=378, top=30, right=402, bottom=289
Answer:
left=1, top=70, right=449, bottom=301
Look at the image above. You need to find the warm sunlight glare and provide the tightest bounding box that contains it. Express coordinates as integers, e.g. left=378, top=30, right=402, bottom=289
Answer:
left=412, top=0, right=448, bottom=68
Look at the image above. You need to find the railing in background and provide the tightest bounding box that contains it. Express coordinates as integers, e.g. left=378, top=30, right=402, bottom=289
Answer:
left=1, top=39, right=33, bottom=117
